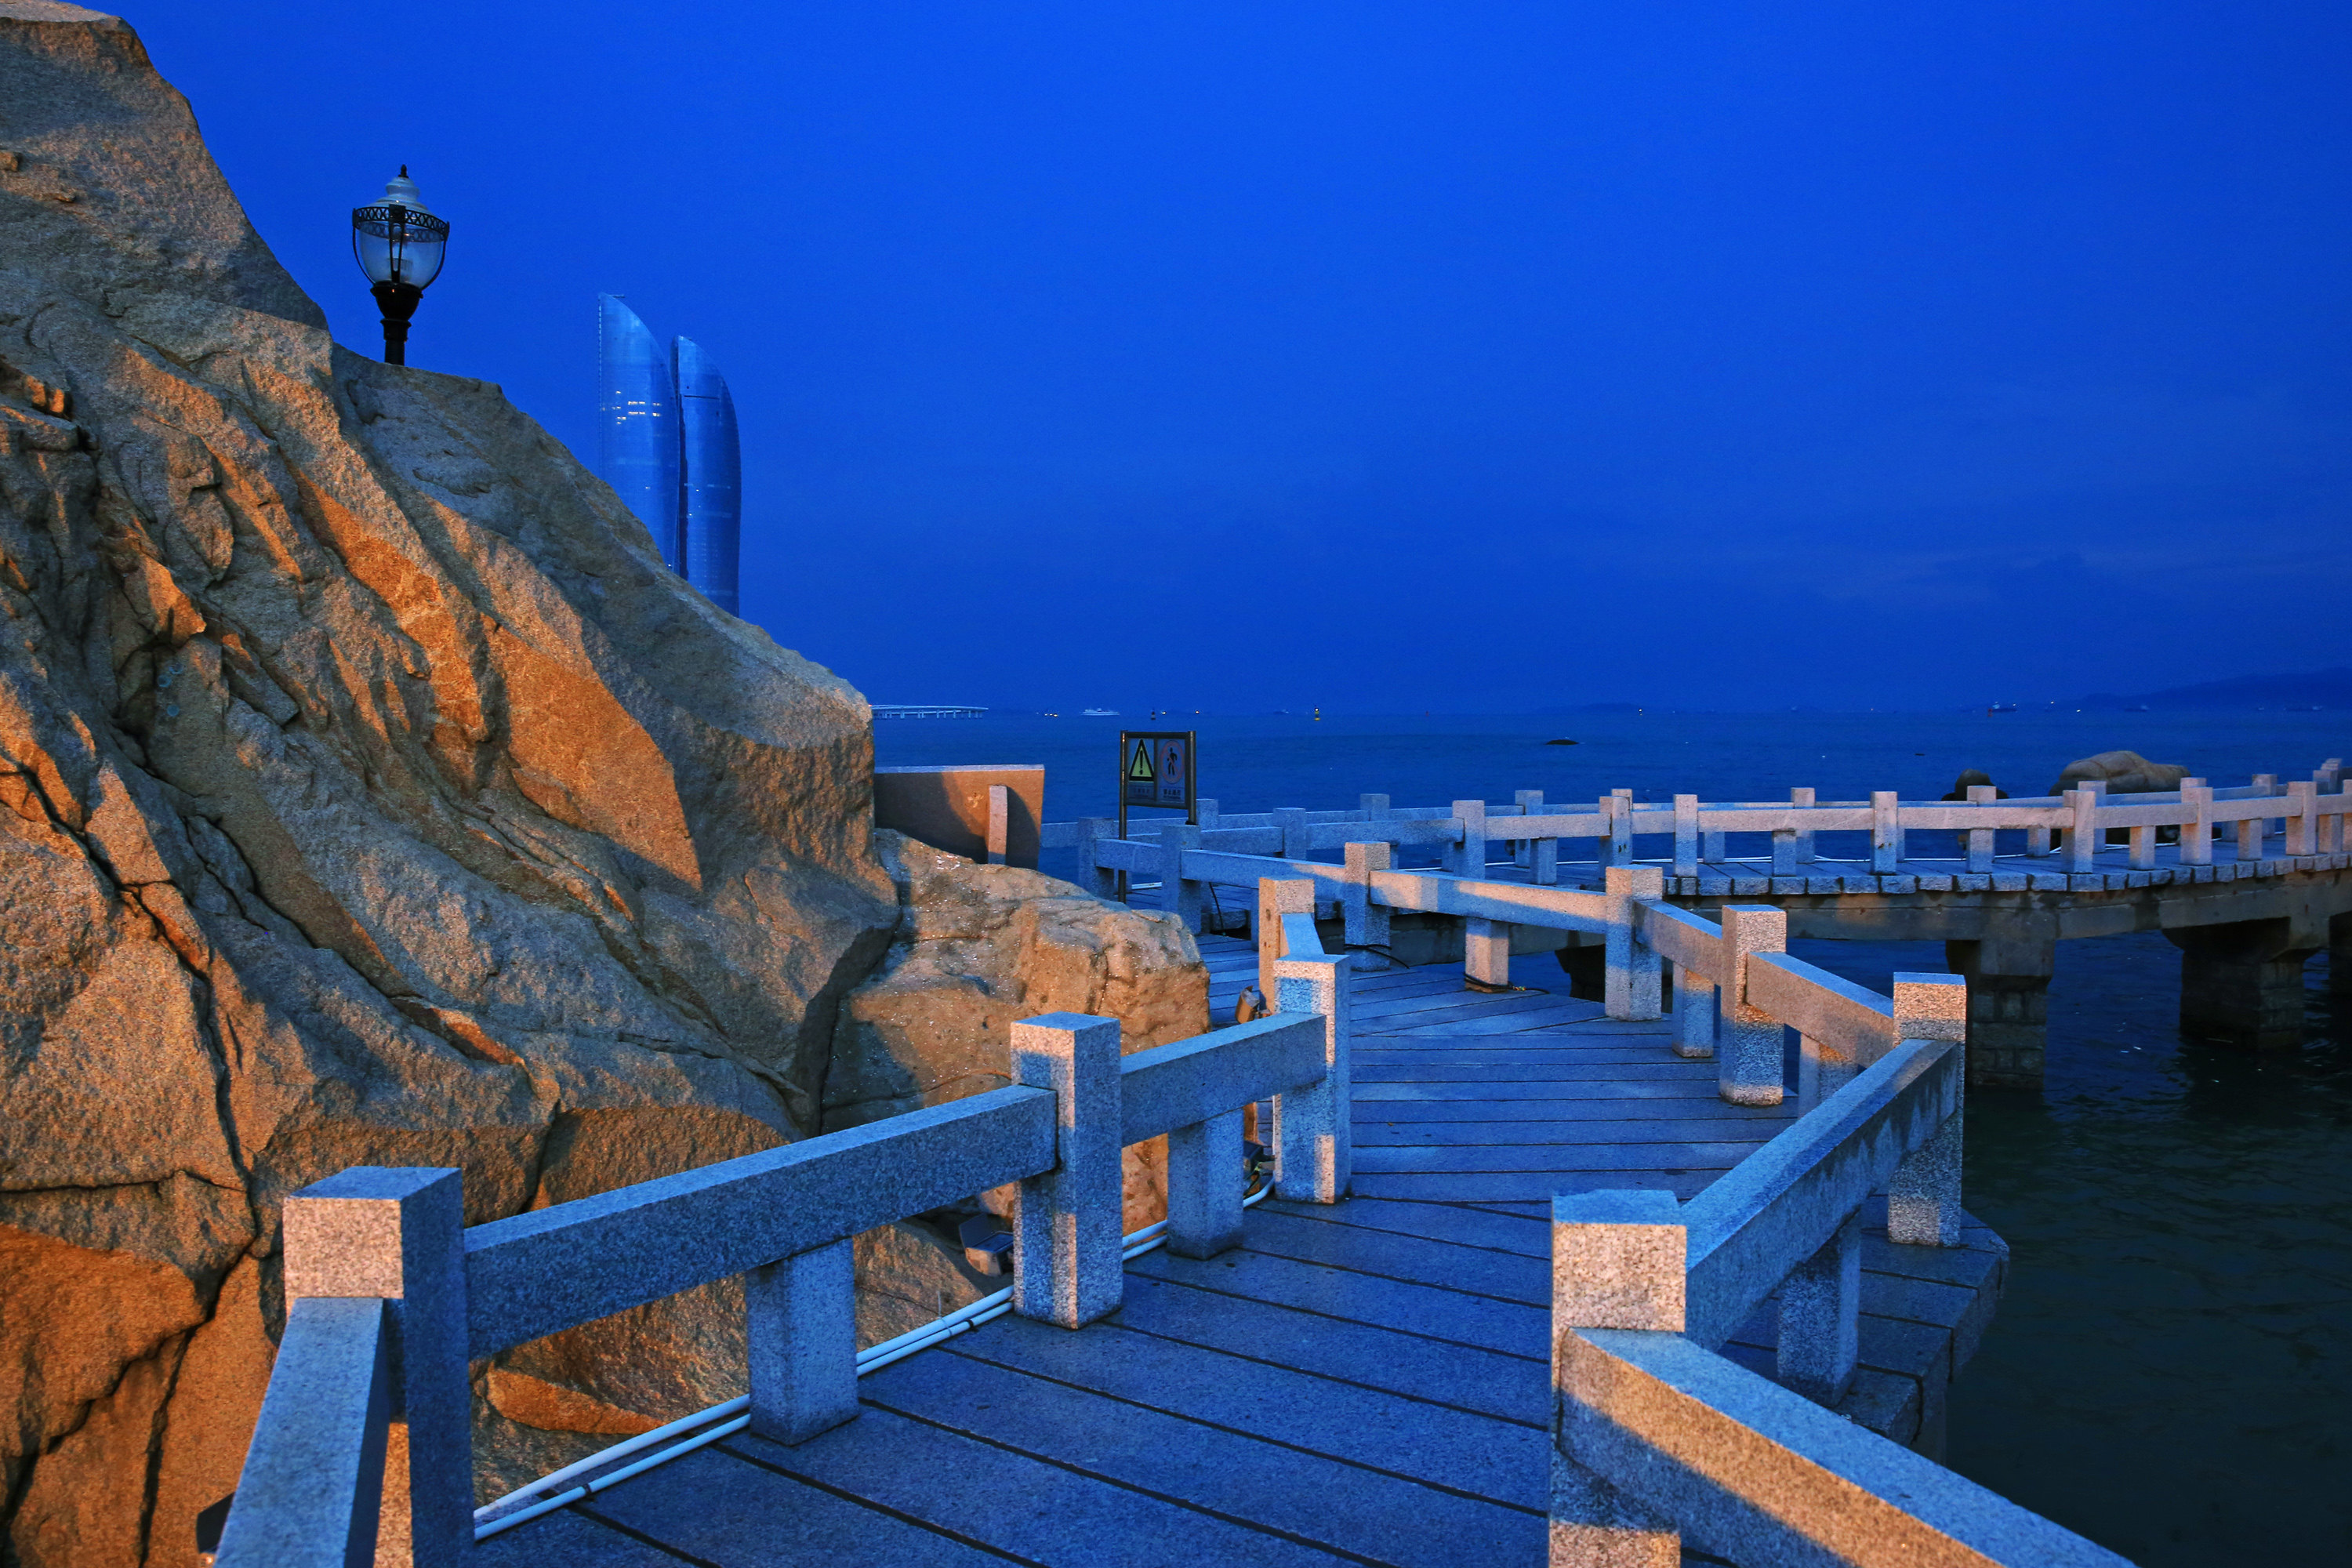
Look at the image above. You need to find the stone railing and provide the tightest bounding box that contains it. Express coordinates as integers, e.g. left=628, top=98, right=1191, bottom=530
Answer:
left=1043, top=757, right=2349, bottom=894
left=1546, top=993, right=2127, bottom=1565
left=1250, top=862, right=2128, bottom=1559
left=210, top=928, right=1354, bottom=1566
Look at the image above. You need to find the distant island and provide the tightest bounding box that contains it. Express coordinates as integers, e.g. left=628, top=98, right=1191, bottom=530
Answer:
left=2072, top=666, right=2350, bottom=711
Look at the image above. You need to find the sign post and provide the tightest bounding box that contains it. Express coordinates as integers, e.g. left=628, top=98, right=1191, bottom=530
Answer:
left=1116, top=731, right=1196, bottom=900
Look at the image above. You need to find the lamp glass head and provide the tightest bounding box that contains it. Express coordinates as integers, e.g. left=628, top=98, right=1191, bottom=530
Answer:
left=351, top=166, right=449, bottom=289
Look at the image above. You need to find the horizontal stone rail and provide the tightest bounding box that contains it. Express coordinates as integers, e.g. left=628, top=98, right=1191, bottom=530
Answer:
left=465, top=1087, right=1060, bottom=1357
left=1544, top=958, right=2083, bottom=1563
left=1740, top=951, right=1896, bottom=1065
left=1556, top=1327, right=2130, bottom=1566
left=212, top=1298, right=393, bottom=1568
left=1680, top=1038, right=1958, bottom=1347
left=1118, top=1014, right=1328, bottom=1144
left=220, top=971, right=1355, bottom=1566
left=1045, top=758, right=2347, bottom=884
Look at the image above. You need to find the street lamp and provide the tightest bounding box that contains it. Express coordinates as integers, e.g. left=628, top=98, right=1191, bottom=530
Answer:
left=350, top=166, right=448, bottom=365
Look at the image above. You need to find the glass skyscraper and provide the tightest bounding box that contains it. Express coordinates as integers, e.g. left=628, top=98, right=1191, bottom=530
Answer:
left=673, top=336, right=741, bottom=615
left=595, top=298, right=742, bottom=610
left=596, top=295, right=680, bottom=568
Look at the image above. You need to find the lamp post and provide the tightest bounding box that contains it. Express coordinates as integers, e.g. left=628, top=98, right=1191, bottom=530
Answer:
left=350, top=166, right=449, bottom=365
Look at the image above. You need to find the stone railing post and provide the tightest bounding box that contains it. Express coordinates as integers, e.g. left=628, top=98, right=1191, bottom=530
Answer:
left=1257, top=877, right=1315, bottom=1004
left=1275, top=806, right=1312, bottom=862
left=1196, top=797, right=1221, bottom=830
left=2065, top=788, right=2100, bottom=872
left=1549, top=1190, right=1683, bottom=1567
left=2181, top=780, right=2213, bottom=866
left=1791, top=786, right=1817, bottom=863
left=1011, top=1013, right=1124, bottom=1327
left=2234, top=774, right=2276, bottom=862
left=1166, top=1107, right=1247, bottom=1259
left=1448, top=799, right=1489, bottom=879
left=985, top=783, right=1011, bottom=866
left=1075, top=817, right=1118, bottom=899
left=1340, top=841, right=1392, bottom=970
left=1777, top=1211, right=1861, bottom=1408
left=1716, top=906, right=1786, bottom=1106
left=1158, top=819, right=1203, bottom=931
left=1273, top=935, right=1352, bottom=1203
left=1513, top=789, right=1543, bottom=868
left=2286, top=779, right=2318, bottom=855
left=1610, top=789, right=1635, bottom=865
left=1887, top=974, right=1968, bottom=1247
left=1465, top=917, right=1512, bottom=990
left=1671, top=959, right=1715, bottom=1061
left=281, top=1167, right=471, bottom=1568
left=1870, top=791, right=1901, bottom=872
left=1671, top=795, right=1700, bottom=878
left=1603, top=866, right=1664, bottom=1021
left=1965, top=783, right=1998, bottom=873
left=2323, top=779, right=2347, bottom=855
left=746, top=1240, right=858, bottom=1445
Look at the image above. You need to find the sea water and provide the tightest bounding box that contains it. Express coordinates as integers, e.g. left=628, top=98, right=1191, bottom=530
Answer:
left=874, top=709, right=2350, bottom=1566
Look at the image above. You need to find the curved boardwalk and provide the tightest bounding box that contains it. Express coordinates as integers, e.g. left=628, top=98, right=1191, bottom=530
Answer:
left=482, top=938, right=2005, bottom=1567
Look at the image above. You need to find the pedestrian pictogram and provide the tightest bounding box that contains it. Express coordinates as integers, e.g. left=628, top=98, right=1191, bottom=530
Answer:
left=1118, top=730, right=1196, bottom=818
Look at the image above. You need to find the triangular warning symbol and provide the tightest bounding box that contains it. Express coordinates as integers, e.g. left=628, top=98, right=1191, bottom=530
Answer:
left=1127, top=742, right=1157, bottom=782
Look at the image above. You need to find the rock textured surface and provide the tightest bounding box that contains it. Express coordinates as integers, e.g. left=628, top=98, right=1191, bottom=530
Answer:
left=0, top=5, right=1054, bottom=1561
left=2046, top=749, right=2190, bottom=797
left=833, top=831, right=1210, bottom=1234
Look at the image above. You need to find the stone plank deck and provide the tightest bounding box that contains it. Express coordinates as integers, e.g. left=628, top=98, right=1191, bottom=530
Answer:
left=481, top=936, right=2004, bottom=1567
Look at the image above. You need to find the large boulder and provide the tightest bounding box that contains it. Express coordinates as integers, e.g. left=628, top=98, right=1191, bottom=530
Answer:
left=0, top=5, right=956, bottom=1559
left=833, top=831, right=1210, bottom=1238
left=2046, top=749, right=2190, bottom=797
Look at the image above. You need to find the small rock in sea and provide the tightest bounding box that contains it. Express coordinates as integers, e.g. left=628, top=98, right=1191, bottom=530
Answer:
left=1544, top=738, right=1578, bottom=746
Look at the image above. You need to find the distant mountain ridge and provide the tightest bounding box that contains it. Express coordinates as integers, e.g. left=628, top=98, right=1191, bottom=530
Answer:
left=2076, top=666, right=2352, bottom=710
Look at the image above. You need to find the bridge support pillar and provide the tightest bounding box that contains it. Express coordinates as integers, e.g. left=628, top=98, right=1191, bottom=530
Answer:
left=2165, top=918, right=2321, bottom=1050
left=1944, top=932, right=2056, bottom=1089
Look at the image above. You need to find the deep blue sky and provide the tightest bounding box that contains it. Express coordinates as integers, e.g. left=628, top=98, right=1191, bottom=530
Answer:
left=136, top=2, right=2352, bottom=713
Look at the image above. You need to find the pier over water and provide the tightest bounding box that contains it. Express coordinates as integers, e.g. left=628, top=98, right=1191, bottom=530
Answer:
left=219, top=856, right=2125, bottom=1566
left=1054, top=756, right=2352, bottom=1089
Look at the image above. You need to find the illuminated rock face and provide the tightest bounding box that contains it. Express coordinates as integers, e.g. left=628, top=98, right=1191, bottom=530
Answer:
left=0, top=5, right=926, bottom=1557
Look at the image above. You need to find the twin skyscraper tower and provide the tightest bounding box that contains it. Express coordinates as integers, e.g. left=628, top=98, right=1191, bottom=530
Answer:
left=594, top=294, right=742, bottom=614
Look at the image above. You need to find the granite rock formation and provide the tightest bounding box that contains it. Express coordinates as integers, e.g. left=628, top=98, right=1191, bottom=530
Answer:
left=0, top=6, right=1203, bottom=1563
left=833, top=830, right=1209, bottom=1231
left=2046, top=749, right=2191, bottom=798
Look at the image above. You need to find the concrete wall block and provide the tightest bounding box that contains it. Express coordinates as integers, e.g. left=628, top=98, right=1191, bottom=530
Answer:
left=1011, top=1014, right=1126, bottom=1327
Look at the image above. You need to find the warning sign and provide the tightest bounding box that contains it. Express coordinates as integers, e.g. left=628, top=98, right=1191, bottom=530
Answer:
left=1120, top=730, right=1194, bottom=813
